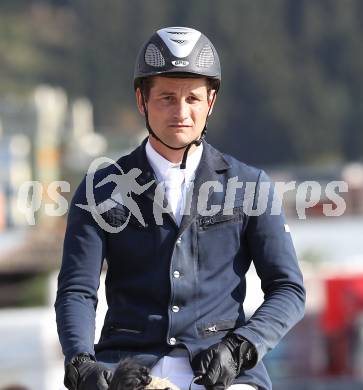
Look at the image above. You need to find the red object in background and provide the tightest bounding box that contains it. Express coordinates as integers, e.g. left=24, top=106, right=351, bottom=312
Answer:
left=321, top=274, right=363, bottom=376
left=322, top=275, right=363, bottom=334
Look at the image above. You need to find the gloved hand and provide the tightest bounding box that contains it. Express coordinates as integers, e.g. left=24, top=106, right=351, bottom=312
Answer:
left=192, top=334, right=257, bottom=390
left=64, top=353, right=113, bottom=390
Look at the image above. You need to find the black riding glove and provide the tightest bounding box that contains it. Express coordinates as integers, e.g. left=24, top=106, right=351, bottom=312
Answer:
left=193, top=334, right=257, bottom=390
left=64, top=353, right=113, bottom=390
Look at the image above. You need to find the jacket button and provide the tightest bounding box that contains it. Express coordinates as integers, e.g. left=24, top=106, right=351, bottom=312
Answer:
left=172, top=305, right=180, bottom=313
left=173, top=270, right=180, bottom=278
left=169, top=337, right=177, bottom=345
left=176, top=237, right=182, bottom=245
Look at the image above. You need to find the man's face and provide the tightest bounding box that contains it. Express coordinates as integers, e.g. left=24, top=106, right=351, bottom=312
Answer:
left=136, top=76, right=216, bottom=149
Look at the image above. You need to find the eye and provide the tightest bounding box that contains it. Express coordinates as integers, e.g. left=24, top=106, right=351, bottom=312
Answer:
left=187, top=96, right=200, bottom=103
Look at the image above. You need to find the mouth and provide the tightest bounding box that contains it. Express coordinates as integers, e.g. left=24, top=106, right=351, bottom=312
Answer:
left=169, top=124, right=192, bottom=129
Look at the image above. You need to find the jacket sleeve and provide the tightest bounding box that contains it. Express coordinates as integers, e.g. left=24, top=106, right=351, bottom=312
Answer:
left=234, top=169, right=305, bottom=364
left=54, top=176, right=107, bottom=363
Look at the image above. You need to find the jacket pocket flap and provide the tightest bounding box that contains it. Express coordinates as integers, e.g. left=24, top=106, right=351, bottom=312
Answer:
left=198, top=319, right=237, bottom=337
left=197, top=206, right=244, bottom=228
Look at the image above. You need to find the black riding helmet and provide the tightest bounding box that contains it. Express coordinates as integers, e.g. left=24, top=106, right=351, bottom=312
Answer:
left=134, top=27, right=221, bottom=169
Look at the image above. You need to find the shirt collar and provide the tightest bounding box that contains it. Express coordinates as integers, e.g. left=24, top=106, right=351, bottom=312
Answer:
left=145, top=138, right=203, bottom=183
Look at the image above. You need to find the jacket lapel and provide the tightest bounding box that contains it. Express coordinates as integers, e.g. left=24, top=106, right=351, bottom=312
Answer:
left=126, top=138, right=177, bottom=226
left=121, top=137, right=231, bottom=232
left=178, top=140, right=230, bottom=235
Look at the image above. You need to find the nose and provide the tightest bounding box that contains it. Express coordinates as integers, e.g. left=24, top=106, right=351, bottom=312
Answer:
left=173, top=99, right=189, bottom=121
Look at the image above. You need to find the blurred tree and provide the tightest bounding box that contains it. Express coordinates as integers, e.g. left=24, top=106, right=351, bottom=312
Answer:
left=0, top=0, right=362, bottom=166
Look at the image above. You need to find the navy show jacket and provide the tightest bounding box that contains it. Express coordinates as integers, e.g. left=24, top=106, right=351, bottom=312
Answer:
left=55, top=138, right=305, bottom=390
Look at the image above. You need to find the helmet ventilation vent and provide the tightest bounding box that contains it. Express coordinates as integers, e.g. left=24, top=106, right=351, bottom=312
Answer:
left=171, top=39, right=186, bottom=44
left=145, top=43, right=165, bottom=67
left=196, top=45, right=214, bottom=68
left=167, top=31, right=188, bottom=35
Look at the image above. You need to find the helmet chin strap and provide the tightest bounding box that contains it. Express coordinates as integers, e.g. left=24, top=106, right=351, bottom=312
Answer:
left=140, top=89, right=216, bottom=169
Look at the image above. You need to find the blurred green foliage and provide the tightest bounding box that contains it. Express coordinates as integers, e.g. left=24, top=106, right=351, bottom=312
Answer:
left=300, top=249, right=324, bottom=265
left=18, top=274, right=48, bottom=307
left=0, top=273, right=49, bottom=307
left=0, top=0, right=362, bottom=166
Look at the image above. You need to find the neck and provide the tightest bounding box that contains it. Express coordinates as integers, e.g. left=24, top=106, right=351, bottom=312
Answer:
left=149, top=135, right=198, bottom=163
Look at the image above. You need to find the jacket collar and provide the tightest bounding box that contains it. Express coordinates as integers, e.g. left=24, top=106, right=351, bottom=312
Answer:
left=179, top=138, right=230, bottom=233
left=131, top=136, right=230, bottom=179
left=121, top=136, right=231, bottom=231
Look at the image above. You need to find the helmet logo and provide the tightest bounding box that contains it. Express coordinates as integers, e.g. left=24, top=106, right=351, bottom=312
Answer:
left=172, top=60, right=189, bottom=67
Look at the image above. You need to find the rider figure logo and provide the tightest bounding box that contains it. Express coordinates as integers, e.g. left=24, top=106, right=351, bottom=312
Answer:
left=76, top=157, right=154, bottom=233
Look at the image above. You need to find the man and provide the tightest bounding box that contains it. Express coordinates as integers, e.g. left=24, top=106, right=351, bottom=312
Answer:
left=55, top=26, right=305, bottom=390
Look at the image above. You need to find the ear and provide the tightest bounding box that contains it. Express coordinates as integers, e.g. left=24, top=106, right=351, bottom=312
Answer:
left=207, top=90, right=217, bottom=116
left=136, top=88, right=146, bottom=116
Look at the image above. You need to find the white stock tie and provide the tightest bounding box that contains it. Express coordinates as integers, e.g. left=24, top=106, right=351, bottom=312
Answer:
left=165, top=166, right=185, bottom=226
